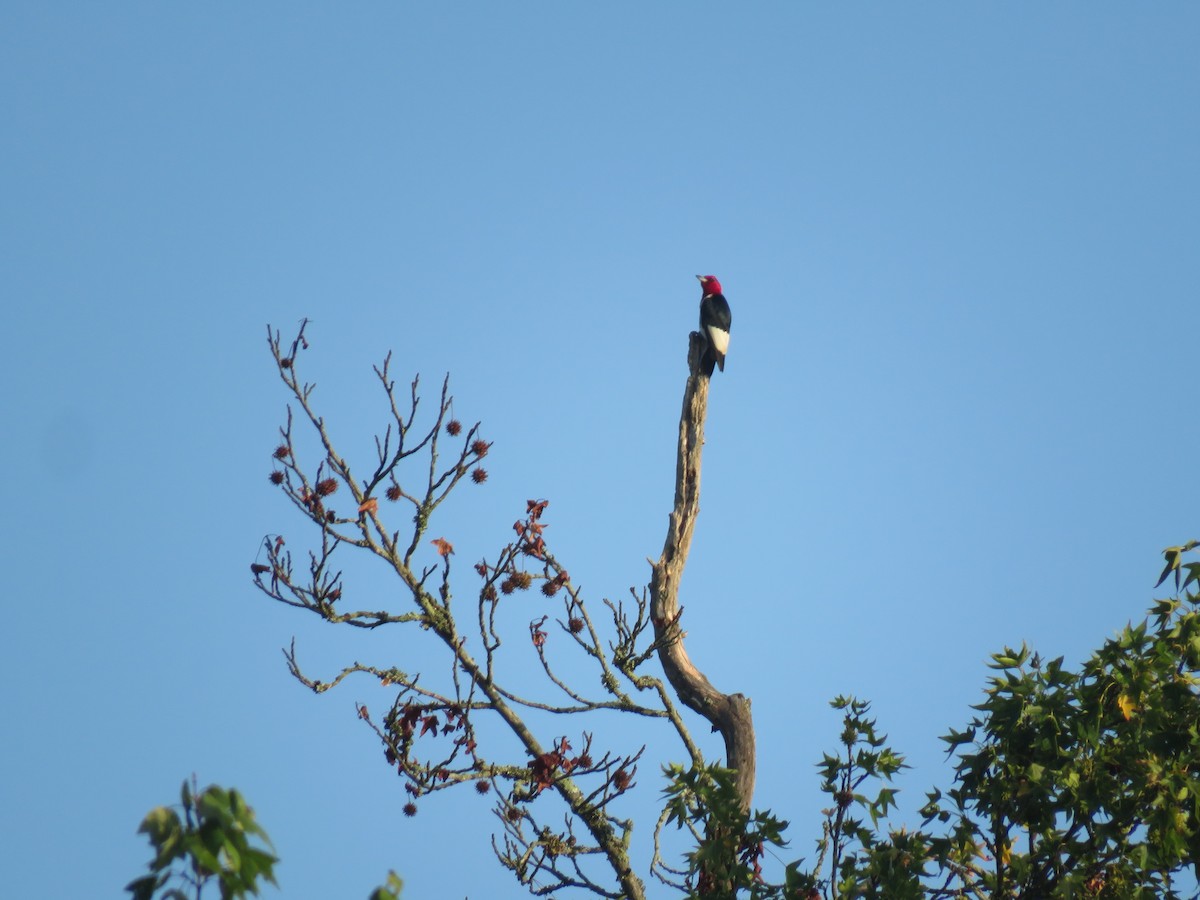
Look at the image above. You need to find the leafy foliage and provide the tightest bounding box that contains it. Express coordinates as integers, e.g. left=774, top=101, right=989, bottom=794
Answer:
left=791, top=541, right=1200, bottom=899
left=801, top=697, right=917, bottom=898
left=658, top=763, right=789, bottom=897
left=126, top=780, right=278, bottom=900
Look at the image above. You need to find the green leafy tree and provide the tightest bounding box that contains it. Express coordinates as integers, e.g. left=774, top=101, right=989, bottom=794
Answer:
left=126, top=780, right=278, bottom=900
left=787, top=540, right=1200, bottom=899
left=127, top=779, right=404, bottom=900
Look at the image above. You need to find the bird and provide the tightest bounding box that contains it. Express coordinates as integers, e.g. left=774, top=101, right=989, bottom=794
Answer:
left=696, top=275, right=732, bottom=376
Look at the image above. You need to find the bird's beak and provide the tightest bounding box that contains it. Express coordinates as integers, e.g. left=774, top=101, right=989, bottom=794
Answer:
left=695, top=275, right=704, bottom=283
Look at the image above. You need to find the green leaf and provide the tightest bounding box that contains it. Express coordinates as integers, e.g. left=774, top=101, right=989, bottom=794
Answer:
left=186, top=836, right=222, bottom=875
left=941, top=726, right=976, bottom=749
left=125, top=874, right=165, bottom=900
left=369, top=870, right=405, bottom=900
left=152, top=829, right=185, bottom=871
left=1182, top=563, right=1200, bottom=593
left=138, top=807, right=183, bottom=846
left=221, top=836, right=242, bottom=872
left=239, top=848, right=279, bottom=885
left=1157, top=547, right=1182, bottom=589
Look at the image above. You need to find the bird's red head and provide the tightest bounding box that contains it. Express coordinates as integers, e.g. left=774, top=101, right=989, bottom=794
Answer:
left=696, top=274, right=723, bottom=295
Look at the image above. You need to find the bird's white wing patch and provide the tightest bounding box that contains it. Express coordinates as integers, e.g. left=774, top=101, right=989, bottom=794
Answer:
left=706, top=326, right=730, bottom=355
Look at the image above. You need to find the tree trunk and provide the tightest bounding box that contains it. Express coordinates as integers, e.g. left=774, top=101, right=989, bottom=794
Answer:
left=649, top=332, right=756, bottom=813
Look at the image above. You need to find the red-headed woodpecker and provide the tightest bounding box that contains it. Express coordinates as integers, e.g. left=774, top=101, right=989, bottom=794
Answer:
left=697, top=275, right=731, bottom=376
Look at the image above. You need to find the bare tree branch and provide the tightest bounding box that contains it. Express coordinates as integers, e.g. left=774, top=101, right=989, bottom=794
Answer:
left=649, top=332, right=756, bottom=812
left=257, top=323, right=673, bottom=899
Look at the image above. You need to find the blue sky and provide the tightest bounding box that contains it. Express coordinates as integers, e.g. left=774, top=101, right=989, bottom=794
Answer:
left=2, top=4, right=1197, bottom=898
